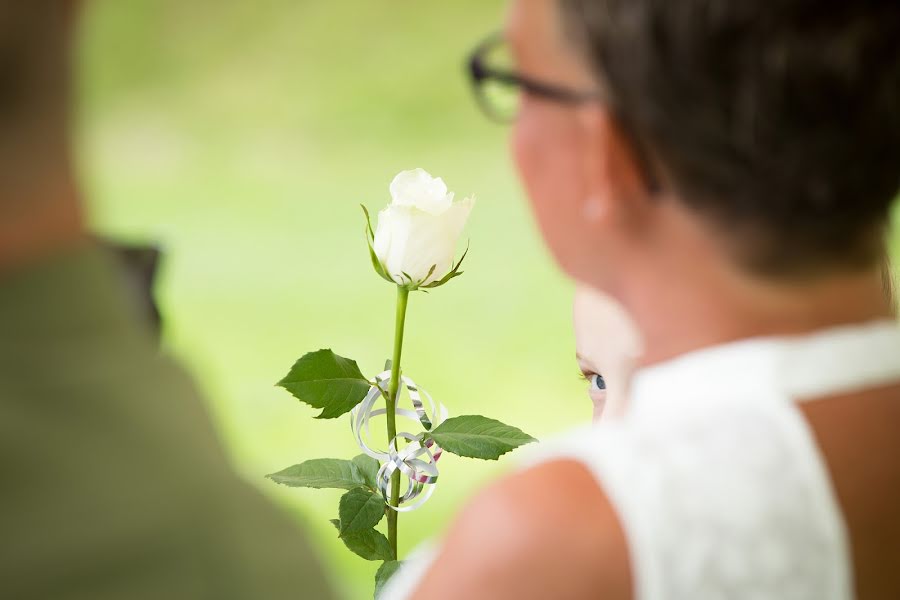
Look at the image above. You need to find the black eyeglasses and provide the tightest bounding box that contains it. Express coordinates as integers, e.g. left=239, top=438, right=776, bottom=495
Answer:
left=466, top=32, right=601, bottom=123
left=465, top=31, right=661, bottom=194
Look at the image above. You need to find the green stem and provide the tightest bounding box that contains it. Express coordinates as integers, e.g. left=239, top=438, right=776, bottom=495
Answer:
left=385, top=285, right=409, bottom=559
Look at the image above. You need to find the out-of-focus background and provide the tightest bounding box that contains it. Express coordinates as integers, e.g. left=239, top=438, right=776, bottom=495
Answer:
left=75, top=1, right=899, bottom=598
left=76, top=1, right=587, bottom=597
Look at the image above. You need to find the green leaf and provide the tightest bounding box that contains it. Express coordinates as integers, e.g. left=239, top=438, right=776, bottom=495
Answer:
left=339, top=487, right=385, bottom=535
left=277, top=349, right=372, bottom=419
left=423, top=263, right=437, bottom=283
left=374, top=560, right=403, bottom=598
left=367, top=234, right=394, bottom=284
left=429, top=415, right=538, bottom=460
left=361, top=204, right=376, bottom=240
left=361, top=205, right=394, bottom=283
left=352, top=454, right=381, bottom=490
left=452, top=242, right=470, bottom=272
left=339, top=527, right=394, bottom=561
left=422, top=268, right=461, bottom=289
left=267, top=458, right=368, bottom=490
left=330, top=518, right=341, bottom=531
left=421, top=243, right=469, bottom=289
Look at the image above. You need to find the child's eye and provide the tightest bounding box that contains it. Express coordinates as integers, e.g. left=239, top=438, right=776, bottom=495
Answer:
left=579, top=370, right=607, bottom=392
left=589, top=373, right=606, bottom=392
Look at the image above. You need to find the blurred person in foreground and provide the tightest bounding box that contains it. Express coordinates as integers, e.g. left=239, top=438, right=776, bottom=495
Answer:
left=382, top=0, right=900, bottom=598
left=0, top=3, right=334, bottom=599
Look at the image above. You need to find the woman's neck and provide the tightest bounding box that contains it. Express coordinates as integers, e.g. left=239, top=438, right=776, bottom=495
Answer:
left=621, top=258, right=894, bottom=368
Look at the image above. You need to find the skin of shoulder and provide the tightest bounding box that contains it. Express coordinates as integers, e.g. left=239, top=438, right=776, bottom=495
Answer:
left=411, top=459, right=633, bottom=600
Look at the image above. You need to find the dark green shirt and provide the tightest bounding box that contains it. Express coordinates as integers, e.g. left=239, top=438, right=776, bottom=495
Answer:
left=0, top=245, right=335, bottom=600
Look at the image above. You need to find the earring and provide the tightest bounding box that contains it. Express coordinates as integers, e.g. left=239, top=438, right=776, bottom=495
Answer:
left=582, top=195, right=605, bottom=222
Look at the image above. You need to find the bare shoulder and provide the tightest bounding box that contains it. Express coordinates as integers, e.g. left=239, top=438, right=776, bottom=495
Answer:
left=412, top=459, right=632, bottom=600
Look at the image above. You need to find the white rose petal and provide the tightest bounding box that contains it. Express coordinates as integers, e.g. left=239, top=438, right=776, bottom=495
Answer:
left=389, top=168, right=454, bottom=215
left=373, top=192, right=474, bottom=286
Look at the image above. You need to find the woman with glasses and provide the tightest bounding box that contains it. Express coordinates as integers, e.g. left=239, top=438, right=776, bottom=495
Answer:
left=382, top=0, right=900, bottom=599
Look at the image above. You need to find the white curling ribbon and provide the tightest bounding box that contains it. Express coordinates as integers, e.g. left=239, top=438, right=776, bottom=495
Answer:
left=350, top=370, right=448, bottom=511
left=350, top=371, right=447, bottom=460
left=377, top=433, right=442, bottom=512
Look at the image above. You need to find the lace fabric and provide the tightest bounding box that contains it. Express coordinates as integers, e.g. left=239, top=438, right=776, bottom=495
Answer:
left=535, top=404, right=850, bottom=600
left=381, top=320, right=900, bottom=599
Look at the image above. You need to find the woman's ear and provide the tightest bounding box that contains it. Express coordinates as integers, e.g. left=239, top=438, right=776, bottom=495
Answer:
left=578, top=107, right=655, bottom=230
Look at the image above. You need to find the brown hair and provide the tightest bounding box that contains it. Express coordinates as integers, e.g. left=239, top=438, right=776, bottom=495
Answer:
left=560, top=0, right=900, bottom=278
left=885, top=255, right=897, bottom=309
left=0, top=2, right=70, bottom=128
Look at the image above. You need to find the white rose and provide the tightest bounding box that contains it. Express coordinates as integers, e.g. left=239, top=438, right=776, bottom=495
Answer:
left=373, top=169, right=474, bottom=287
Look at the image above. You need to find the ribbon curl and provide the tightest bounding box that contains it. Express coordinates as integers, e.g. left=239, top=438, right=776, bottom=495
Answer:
left=350, top=370, right=447, bottom=512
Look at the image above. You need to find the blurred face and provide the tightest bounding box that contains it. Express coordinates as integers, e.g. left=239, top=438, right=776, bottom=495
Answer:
left=504, top=0, right=653, bottom=295
left=505, top=0, right=600, bottom=283
left=574, top=286, right=641, bottom=422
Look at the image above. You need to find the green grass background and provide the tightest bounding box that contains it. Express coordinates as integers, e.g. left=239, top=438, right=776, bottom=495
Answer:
left=75, top=2, right=899, bottom=598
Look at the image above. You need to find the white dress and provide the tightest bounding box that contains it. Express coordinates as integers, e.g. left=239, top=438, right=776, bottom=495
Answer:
left=380, top=319, right=900, bottom=600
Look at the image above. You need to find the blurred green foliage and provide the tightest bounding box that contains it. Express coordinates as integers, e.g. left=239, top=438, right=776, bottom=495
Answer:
left=75, top=1, right=899, bottom=597
left=76, top=1, right=587, bottom=597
